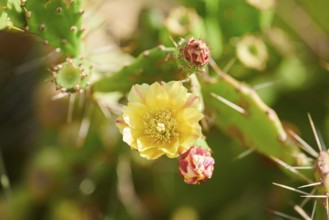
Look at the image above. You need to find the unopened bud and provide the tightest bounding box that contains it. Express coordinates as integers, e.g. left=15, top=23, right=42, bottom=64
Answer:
left=179, top=146, right=214, bottom=184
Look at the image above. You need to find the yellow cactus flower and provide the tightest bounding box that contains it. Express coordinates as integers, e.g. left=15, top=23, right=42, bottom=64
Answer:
left=116, top=81, right=203, bottom=160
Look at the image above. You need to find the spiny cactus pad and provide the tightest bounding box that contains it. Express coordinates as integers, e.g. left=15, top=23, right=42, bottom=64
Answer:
left=200, top=73, right=311, bottom=167
left=93, top=46, right=186, bottom=93
left=0, top=0, right=25, bottom=30
left=51, top=58, right=91, bottom=93
left=23, top=0, right=83, bottom=57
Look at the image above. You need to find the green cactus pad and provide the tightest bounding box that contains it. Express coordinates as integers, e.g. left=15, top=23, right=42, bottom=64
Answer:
left=93, top=46, right=186, bottom=93
left=24, top=0, right=83, bottom=57
left=200, top=73, right=311, bottom=167
left=52, top=58, right=91, bottom=93
left=0, top=0, right=25, bottom=30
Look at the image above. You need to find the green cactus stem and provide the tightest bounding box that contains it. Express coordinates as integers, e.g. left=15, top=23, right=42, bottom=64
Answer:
left=23, top=0, right=83, bottom=57
left=199, top=66, right=311, bottom=167
left=93, top=45, right=186, bottom=93
left=51, top=58, right=91, bottom=93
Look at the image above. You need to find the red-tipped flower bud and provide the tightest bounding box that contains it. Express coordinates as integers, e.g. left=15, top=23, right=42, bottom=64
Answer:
left=177, top=37, right=210, bottom=74
left=179, top=146, right=214, bottom=184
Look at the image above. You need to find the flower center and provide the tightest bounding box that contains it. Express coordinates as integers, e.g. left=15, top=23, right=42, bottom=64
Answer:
left=143, top=108, right=178, bottom=144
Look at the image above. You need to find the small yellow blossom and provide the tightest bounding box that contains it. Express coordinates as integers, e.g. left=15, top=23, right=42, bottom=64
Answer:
left=116, top=81, right=203, bottom=160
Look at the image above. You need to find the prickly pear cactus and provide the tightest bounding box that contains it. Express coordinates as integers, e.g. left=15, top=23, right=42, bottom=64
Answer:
left=23, top=0, right=83, bottom=57
left=93, top=43, right=310, bottom=170
left=51, top=57, right=91, bottom=93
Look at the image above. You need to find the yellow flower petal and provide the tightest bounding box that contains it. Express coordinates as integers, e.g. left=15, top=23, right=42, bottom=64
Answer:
left=117, top=81, right=204, bottom=160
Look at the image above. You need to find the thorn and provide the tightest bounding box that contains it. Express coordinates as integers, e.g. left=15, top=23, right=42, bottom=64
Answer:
left=0, top=149, right=11, bottom=200
left=308, top=113, right=323, bottom=152
left=7, top=25, right=24, bottom=32
left=209, top=58, right=226, bottom=78
left=293, top=204, right=312, bottom=220
left=273, top=182, right=309, bottom=195
left=97, top=102, right=112, bottom=119
left=325, top=196, right=329, bottom=219
left=270, top=156, right=312, bottom=183
left=234, top=148, right=254, bottom=160
left=56, top=7, right=62, bottom=13
left=300, top=188, right=316, bottom=207
left=67, top=94, right=75, bottom=124
left=254, top=80, right=280, bottom=90
left=169, top=35, right=178, bottom=48
left=298, top=182, right=322, bottom=189
left=223, top=57, right=236, bottom=73
left=76, top=106, right=92, bottom=148
left=301, top=195, right=327, bottom=198
left=288, top=129, right=319, bottom=158
left=269, top=209, right=301, bottom=220
left=211, top=93, right=247, bottom=115
left=311, top=200, right=316, bottom=219
left=292, top=166, right=314, bottom=170
left=52, top=93, right=68, bottom=100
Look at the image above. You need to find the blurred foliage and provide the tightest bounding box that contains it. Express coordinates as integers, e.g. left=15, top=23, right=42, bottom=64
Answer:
left=1, top=0, right=329, bottom=219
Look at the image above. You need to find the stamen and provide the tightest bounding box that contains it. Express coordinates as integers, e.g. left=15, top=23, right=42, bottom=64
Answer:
left=143, top=108, right=178, bottom=144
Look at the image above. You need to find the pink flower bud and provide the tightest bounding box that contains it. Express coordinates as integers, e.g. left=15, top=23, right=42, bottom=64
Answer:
left=179, top=146, right=214, bottom=184
left=181, top=37, right=210, bottom=67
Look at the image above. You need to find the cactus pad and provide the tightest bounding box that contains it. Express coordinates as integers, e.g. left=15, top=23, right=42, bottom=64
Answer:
left=200, top=73, right=311, bottom=167
left=93, top=46, right=186, bottom=93
left=23, top=0, right=83, bottom=57
left=51, top=58, right=91, bottom=93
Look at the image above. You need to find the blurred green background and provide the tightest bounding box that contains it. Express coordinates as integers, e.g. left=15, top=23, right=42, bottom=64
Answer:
left=0, top=0, right=329, bottom=219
